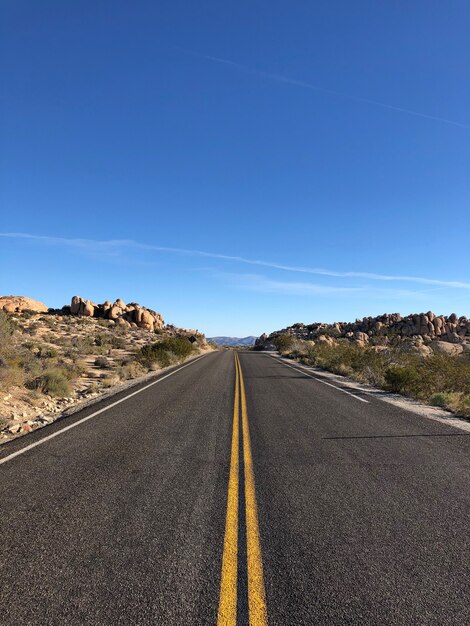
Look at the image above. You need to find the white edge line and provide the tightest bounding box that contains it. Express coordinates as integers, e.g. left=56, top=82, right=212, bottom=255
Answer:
left=0, top=354, right=208, bottom=466
left=270, top=355, right=369, bottom=403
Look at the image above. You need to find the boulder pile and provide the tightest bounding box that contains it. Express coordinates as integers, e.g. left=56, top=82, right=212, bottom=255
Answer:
left=256, top=311, right=470, bottom=350
left=69, top=296, right=164, bottom=332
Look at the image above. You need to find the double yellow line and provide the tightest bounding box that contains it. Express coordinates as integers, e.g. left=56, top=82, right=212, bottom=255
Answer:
left=217, top=352, right=268, bottom=626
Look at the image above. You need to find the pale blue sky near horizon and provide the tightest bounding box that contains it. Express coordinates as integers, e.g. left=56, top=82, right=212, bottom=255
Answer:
left=1, top=1, right=469, bottom=336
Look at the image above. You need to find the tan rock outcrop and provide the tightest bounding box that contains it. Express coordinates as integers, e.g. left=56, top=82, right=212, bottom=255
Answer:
left=82, top=300, right=95, bottom=317
left=68, top=296, right=164, bottom=331
left=0, top=296, right=49, bottom=314
left=70, top=296, right=82, bottom=315
left=257, top=310, right=470, bottom=353
left=430, top=341, right=464, bottom=356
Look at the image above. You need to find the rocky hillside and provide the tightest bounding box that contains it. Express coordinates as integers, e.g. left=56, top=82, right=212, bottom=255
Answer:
left=0, top=295, right=209, bottom=441
left=256, top=311, right=470, bottom=354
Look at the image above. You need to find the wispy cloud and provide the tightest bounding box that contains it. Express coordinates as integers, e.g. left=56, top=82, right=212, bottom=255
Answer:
left=222, top=272, right=364, bottom=296
left=2, top=231, right=469, bottom=290
left=219, top=272, right=424, bottom=298
left=189, top=51, right=470, bottom=130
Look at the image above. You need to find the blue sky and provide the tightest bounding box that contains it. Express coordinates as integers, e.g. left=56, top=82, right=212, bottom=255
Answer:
left=1, top=1, right=469, bottom=336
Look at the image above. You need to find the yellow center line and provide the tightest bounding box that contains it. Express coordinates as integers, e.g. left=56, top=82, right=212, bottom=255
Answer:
left=217, top=352, right=268, bottom=625
left=217, top=353, right=240, bottom=626
left=237, top=352, right=268, bottom=626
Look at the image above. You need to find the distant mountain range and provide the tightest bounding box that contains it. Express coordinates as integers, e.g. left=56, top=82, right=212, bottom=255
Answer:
left=208, top=336, right=257, bottom=347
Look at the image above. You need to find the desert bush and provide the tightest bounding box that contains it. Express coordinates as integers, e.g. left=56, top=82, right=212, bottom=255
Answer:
left=94, top=356, right=110, bottom=369
left=37, top=316, right=57, bottom=328
left=137, top=345, right=172, bottom=369
left=94, top=333, right=110, bottom=347
left=273, top=334, right=295, bottom=354
left=117, top=361, right=146, bottom=380
left=25, top=322, right=41, bottom=336
left=110, top=335, right=126, bottom=349
left=0, top=365, right=25, bottom=390
left=160, top=337, right=194, bottom=358
left=59, top=361, right=86, bottom=380
left=27, top=368, right=71, bottom=397
left=6, top=347, right=41, bottom=377
left=101, top=375, right=120, bottom=388
left=0, top=310, right=15, bottom=349
left=384, top=365, right=419, bottom=394
left=136, top=337, right=194, bottom=369
left=72, top=336, right=96, bottom=355
left=52, top=336, right=73, bottom=347
left=37, top=345, right=58, bottom=359
left=430, top=392, right=470, bottom=417
left=430, top=392, right=453, bottom=408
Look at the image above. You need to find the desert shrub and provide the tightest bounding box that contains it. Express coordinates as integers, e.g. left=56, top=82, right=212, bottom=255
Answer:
left=136, top=337, right=194, bottom=369
left=52, top=336, right=73, bottom=347
left=160, top=337, right=194, bottom=358
left=73, top=336, right=96, bottom=355
left=27, top=368, right=71, bottom=397
left=358, top=364, right=385, bottom=387
left=0, top=365, right=25, bottom=390
left=25, top=322, right=41, bottom=336
left=0, top=310, right=15, bottom=348
left=101, top=375, right=119, bottom=388
left=21, top=309, right=38, bottom=319
left=42, top=333, right=63, bottom=345
left=63, top=347, right=80, bottom=361
left=6, top=347, right=41, bottom=376
left=117, top=361, right=146, bottom=380
left=455, top=395, right=470, bottom=417
left=430, top=392, right=470, bottom=417
left=430, top=392, right=453, bottom=408
left=38, top=316, right=57, bottom=328
left=137, top=345, right=172, bottom=369
left=273, top=334, right=295, bottom=354
left=384, top=365, right=419, bottom=394
left=108, top=335, right=125, bottom=349
left=59, top=361, right=86, bottom=380
left=94, top=333, right=110, bottom=347
left=94, top=356, right=110, bottom=368
left=37, top=345, right=58, bottom=359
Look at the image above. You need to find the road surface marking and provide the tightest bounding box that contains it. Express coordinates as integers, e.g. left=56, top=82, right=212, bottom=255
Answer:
left=273, top=356, right=369, bottom=403
left=217, top=352, right=240, bottom=626
left=237, top=353, right=268, bottom=626
left=0, top=354, right=208, bottom=466
left=218, top=352, right=268, bottom=625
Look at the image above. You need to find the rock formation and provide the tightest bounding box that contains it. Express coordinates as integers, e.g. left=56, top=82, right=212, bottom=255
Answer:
left=256, top=311, right=470, bottom=351
left=68, top=296, right=164, bottom=331
left=0, top=296, right=48, bottom=314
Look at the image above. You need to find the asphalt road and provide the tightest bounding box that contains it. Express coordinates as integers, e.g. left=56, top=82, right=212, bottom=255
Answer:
left=1, top=350, right=470, bottom=625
